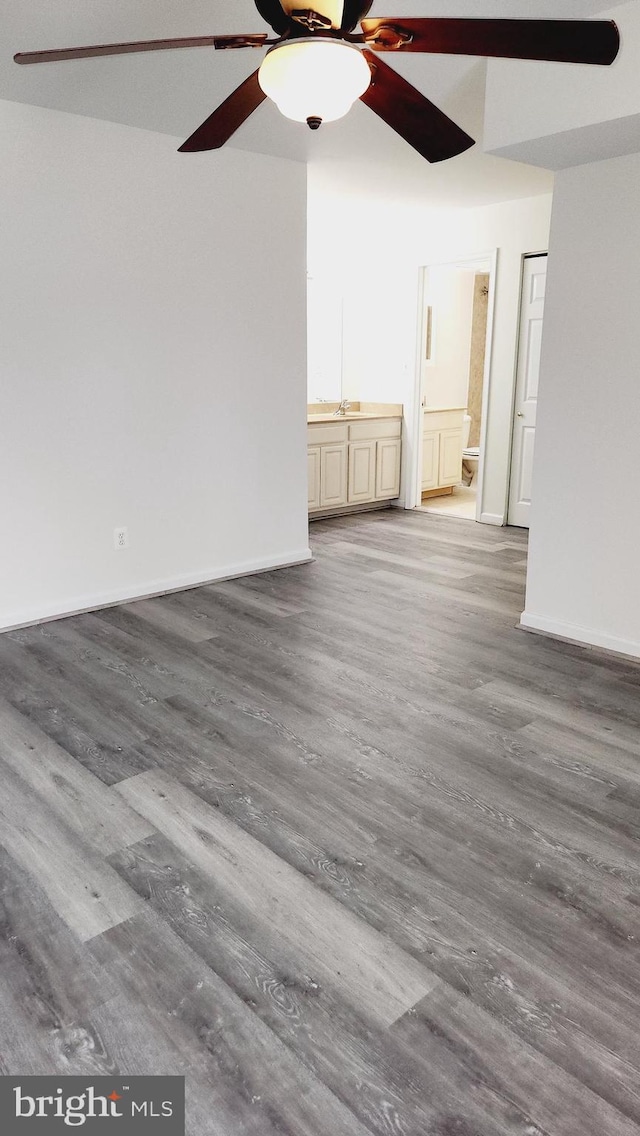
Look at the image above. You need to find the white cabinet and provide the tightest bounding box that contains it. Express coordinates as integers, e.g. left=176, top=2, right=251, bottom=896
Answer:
left=320, top=444, right=348, bottom=508
left=308, top=416, right=402, bottom=515
left=348, top=441, right=376, bottom=503
left=308, top=422, right=348, bottom=511
left=421, top=431, right=440, bottom=490
left=439, top=428, right=464, bottom=486
left=421, top=409, right=464, bottom=496
left=375, top=438, right=401, bottom=499
left=307, top=446, right=321, bottom=510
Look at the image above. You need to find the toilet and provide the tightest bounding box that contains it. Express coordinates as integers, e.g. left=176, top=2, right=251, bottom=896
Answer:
left=462, top=414, right=480, bottom=486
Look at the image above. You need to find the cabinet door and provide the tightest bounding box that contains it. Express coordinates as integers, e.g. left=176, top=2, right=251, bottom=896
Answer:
left=348, top=440, right=376, bottom=503
left=320, top=444, right=348, bottom=508
left=307, top=446, right=321, bottom=510
left=375, top=438, right=401, bottom=499
left=421, top=430, right=440, bottom=490
left=438, top=428, right=463, bottom=486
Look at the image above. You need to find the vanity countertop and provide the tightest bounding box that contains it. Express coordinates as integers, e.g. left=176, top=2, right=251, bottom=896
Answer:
left=307, top=401, right=402, bottom=423
left=307, top=412, right=385, bottom=422
left=423, top=405, right=467, bottom=413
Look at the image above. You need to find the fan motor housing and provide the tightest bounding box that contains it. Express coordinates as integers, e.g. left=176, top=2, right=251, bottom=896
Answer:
left=255, top=1, right=374, bottom=36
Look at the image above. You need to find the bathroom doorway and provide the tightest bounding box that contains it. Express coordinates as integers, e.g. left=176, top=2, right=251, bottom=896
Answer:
left=413, top=252, right=497, bottom=521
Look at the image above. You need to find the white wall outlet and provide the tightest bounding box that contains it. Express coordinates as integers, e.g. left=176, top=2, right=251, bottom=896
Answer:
left=114, top=526, right=129, bottom=550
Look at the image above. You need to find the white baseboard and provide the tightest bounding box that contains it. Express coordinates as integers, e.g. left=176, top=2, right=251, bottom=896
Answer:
left=519, top=611, right=640, bottom=662
left=479, top=512, right=505, bottom=527
left=0, top=547, right=313, bottom=635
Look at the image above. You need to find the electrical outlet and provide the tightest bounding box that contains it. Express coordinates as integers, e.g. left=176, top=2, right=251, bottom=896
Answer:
left=114, top=526, right=129, bottom=550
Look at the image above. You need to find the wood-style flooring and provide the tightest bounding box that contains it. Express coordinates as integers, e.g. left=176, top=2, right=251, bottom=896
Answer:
left=1, top=509, right=639, bottom=1136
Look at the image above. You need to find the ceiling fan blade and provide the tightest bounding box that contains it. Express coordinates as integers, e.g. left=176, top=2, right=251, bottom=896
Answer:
left=14, top=36, right=228, bottom=65
left=213, top=34, right=271, bottom=51
left=360, top=18, right=620, bottom=65
left=360, top=50, right=474, bottom=163
left=178, top=71, right=266, bottom=152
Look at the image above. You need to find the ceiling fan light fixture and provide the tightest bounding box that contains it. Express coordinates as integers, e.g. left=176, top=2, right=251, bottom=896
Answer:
left=258, top=37, right=371, bottom=126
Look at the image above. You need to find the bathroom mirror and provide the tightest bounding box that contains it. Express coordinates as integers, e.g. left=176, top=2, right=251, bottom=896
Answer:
left=307, top=275, right=344, bottom=403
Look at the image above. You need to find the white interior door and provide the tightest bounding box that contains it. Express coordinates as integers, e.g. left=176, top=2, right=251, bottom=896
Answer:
left=508, top=254, right=547, bottom=528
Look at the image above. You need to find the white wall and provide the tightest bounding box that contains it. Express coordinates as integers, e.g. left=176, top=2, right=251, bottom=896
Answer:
left=0, top=100, right=310, bottom=631
left=423, top=265, right=476, bottom=410
left=522, top=151, right=640, bottom=659
left=307, top=165, right=552, bottom=519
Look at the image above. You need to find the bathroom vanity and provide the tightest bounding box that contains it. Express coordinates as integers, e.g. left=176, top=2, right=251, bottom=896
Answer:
left=307, top=402, right=402, bottom=518
left=421, top=407, right=465, bottom=497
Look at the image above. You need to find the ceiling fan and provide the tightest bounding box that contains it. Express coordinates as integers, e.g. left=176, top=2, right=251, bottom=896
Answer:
left=14, top=1, right=620, bottom=164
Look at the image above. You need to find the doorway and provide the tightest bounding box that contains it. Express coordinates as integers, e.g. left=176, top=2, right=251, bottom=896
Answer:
left=507, top=253, right=548, bottom=528
left=413, top=252, right=497, bottom=521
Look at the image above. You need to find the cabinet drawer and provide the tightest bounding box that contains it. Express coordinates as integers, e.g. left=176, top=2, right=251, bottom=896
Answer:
left=423, top=409, right=465, bottom=433
left=348, top=417, right=401, bottom=441
left=307, top=422, right=349, bottom=446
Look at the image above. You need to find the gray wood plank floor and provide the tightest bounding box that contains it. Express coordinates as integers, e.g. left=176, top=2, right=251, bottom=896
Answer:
left=1, top=509, right=640, bottom=1135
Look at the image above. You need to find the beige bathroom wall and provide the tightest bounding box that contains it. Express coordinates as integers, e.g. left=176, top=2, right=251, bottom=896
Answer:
left=467, top=274, right=489, bottom=447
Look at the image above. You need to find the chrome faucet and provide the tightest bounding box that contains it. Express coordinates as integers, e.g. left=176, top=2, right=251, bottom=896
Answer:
left=334, top=399, right=352, bottom=416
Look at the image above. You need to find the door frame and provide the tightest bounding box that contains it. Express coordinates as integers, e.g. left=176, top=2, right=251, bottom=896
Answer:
left=410, top=249, right=498, bottom=521
left=506, top=250, right=549, bottom=527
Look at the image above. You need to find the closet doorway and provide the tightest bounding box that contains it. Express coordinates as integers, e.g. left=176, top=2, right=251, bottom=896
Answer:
left=507, top=253, right=548, bottom=528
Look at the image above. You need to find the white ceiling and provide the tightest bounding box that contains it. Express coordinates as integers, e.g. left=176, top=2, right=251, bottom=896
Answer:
left=1, top=0, right=611, bottom=205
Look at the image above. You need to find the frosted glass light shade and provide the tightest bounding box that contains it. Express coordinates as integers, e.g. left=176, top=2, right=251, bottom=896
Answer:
left=258, top=38, right=371, bottom=125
